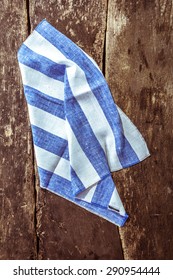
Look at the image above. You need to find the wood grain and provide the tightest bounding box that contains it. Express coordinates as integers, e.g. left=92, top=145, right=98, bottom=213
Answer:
left=1, top=0, right=173, bottom=260
left=106, top=0, right=173, bottom=259
left=29, top=0, right=124, bottom=260
left=0, top=0, right=36, bottom=259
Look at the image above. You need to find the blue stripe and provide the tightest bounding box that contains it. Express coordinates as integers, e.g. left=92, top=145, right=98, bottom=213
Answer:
left=70, top=168, right=86, bottom=196
left=64, top=76, right=110, bottom=178
left=91, top=175, right=115, bottom=208
left=38, top=167, right=85, bottom=199
left=38, top=167, right=53, bottom=187
left=36, top=20, right=140, bottom=168
left=24, top=85, right=65, bottom=120
left=116, top=138, right=140, bottom=168
left=31, top=125, right=69, bottom=160
left=38, top=166, right=128, bottom=226
left=38, top=167, right=72, bottom=197
left=18, top=44, right=65, bottom=82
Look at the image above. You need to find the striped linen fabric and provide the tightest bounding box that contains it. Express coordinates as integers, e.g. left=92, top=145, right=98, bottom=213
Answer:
left=17, top=19, right=150, bottom=227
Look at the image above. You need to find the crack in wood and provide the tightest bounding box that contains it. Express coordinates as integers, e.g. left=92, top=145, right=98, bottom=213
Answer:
left=102, top=0, right=109, bottom=76
left=26, top=0, right=31, bottom=35
left=105, top=0, right=125, bottom=260
left=26, top=0, right=38, bottom=260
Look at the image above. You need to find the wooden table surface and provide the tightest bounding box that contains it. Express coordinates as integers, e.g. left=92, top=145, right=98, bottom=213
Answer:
left=0, top=0, right=173, bottom=260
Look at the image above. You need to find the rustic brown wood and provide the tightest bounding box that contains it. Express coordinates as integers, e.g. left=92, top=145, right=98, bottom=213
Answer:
left=29, top=0, right=124, bottom=259
left=0, top=1, right=36, bottom=259
left=106, top=0, right=173, bottom=259
left=1, top=0, right=172, bottom=261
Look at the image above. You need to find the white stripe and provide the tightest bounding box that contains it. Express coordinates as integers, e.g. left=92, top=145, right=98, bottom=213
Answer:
left=24, top=30, right=72, bottom=66
left=77, top=184, right=97, bottom=203
left=25, top=30, right=101, bottom=72
left=66, top=66, right=122, bottom=170
left=109, top=188, right=126, bottom=215
left=117, top=106, right=150, bottom=161
left=28, top=104, right=67, bottom=140
left=23, top=31, right=122, bottom=170
left=34, top=145, right=70, bottom=181
left=19, top=63, right=64, bottom=100
left=29, top=103, right=100, bottom=189
left=66, top=121, right=100, bottom=188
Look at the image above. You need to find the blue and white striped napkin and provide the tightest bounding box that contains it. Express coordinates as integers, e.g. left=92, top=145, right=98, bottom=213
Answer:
left=17, top=19, right=150, bottom=227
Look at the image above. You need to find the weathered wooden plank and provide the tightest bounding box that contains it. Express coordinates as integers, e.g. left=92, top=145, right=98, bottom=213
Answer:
left=29, top=0, right=124, bottom=259
left=106, top=0, right=173, bottom=259
left=0, top=1, right=36, bottom=259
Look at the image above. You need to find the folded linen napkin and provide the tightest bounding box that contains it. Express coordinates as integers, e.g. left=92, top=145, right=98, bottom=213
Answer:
left=17, top=19, right=150, bottom=226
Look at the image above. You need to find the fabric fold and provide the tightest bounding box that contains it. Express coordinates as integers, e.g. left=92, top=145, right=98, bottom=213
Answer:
left=17, top=19, right=150, bottom=226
